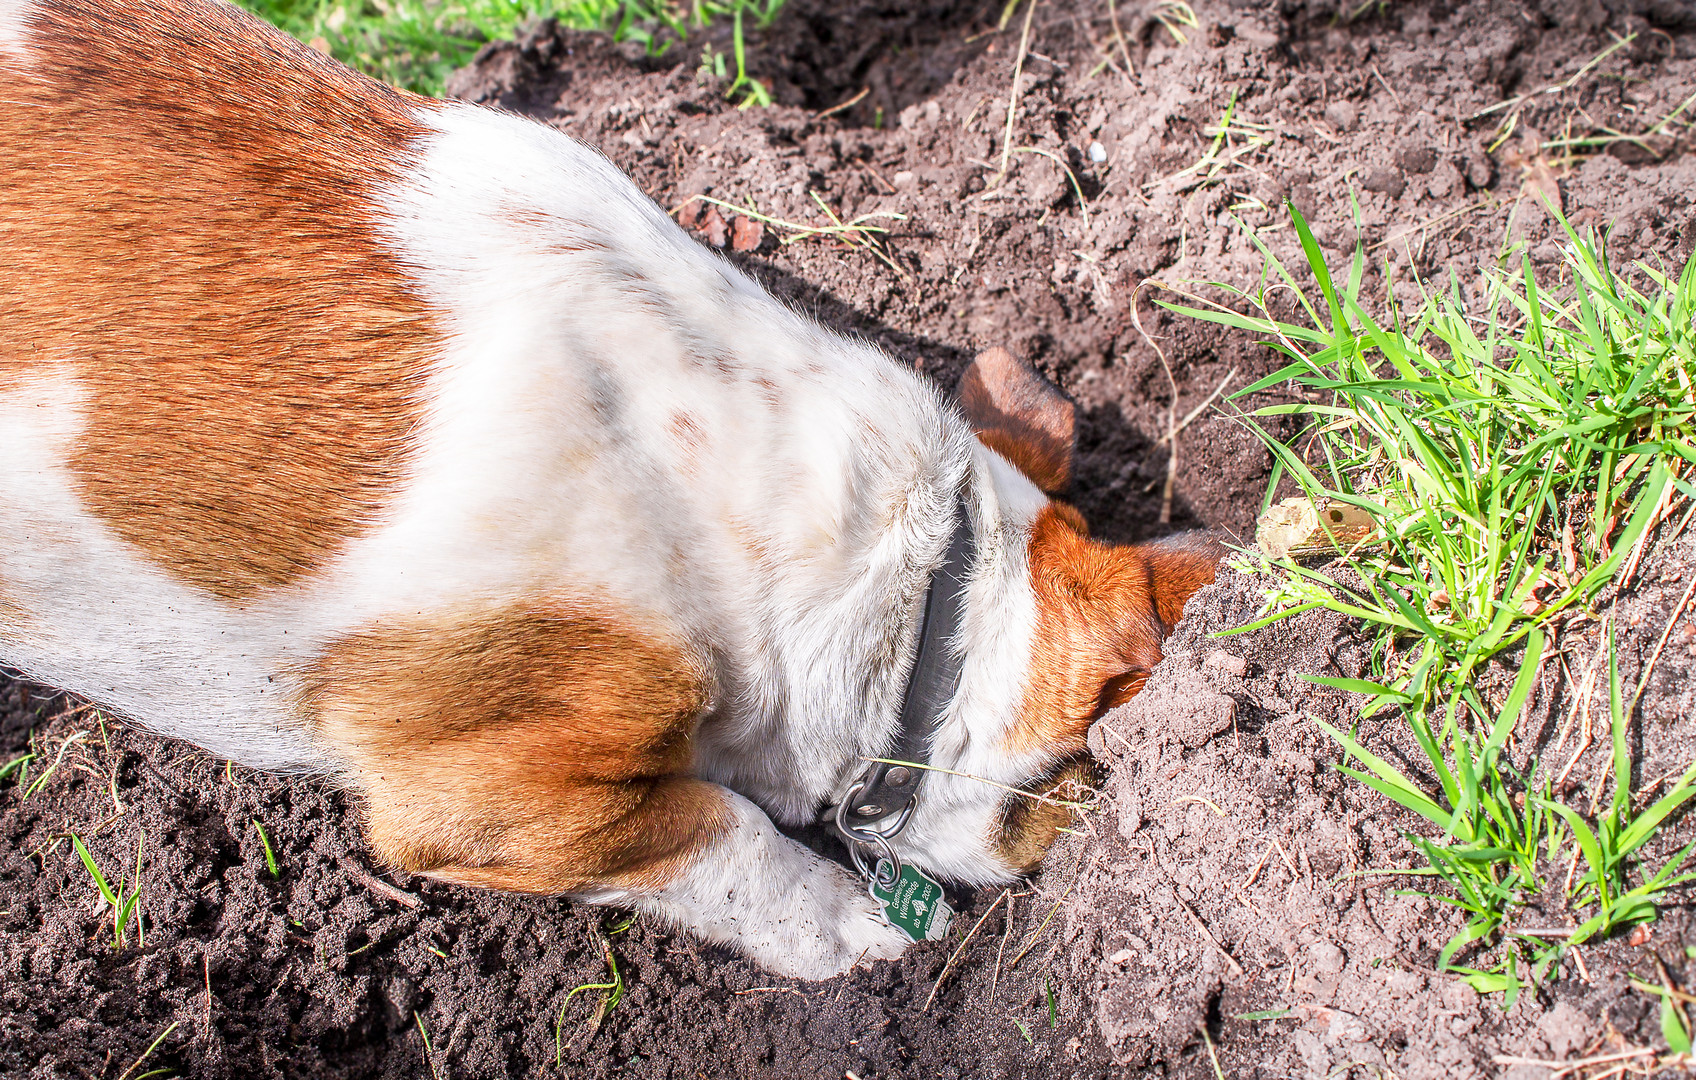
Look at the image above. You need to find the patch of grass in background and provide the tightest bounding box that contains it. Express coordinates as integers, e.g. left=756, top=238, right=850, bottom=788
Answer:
left=1169, top=203, right=1696, bottom=1003
left=237, top=0, right=785, bottom=98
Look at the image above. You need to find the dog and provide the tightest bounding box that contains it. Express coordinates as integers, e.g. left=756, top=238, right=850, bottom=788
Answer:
left=0, top=0, right=1223, bottom=979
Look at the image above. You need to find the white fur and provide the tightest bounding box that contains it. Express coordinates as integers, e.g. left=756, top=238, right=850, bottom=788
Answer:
left=0, top=0, right=34, bottom=63
left=0, top=368, right=320, bottom=768
left=584, top=792, right=911, bottom=979
left=0, top=85, right=1070, bottom=976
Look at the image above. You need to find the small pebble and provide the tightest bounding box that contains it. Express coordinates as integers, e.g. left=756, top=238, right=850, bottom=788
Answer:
left=699, top=206, right=727, bottom=248
left=1323, top=100, right=1358, bottom=131
left=1204, top=650, right=1248, bottom=677
left=1362, top=164, right=1405, bottom=199
left=1088, top=141, right=1107, bottom=163
left=730, top=215, right=763, bottom=253
left=1310, top=942, right=1346, bottom=974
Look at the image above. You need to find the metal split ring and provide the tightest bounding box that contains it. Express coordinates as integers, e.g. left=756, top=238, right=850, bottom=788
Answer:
left=833, top=779, right=911, bottom=888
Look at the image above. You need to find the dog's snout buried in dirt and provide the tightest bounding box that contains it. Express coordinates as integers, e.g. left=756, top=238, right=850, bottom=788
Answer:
left=0, top=0, right=1225, bottom=978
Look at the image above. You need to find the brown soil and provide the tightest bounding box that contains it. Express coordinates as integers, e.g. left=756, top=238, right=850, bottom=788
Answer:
left=5, top=0, right=1696, bottom=1076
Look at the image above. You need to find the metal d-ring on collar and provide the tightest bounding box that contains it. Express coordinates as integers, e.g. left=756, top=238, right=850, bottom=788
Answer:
left=832, top=496, right=977, bottom=887
left=835, top=780, right=912, bottom=887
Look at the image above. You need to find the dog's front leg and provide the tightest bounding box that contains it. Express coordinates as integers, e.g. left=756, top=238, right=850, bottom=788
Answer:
left=302, top=605, right=910, bottom=979
left=348, top=758, right=910, bottom=978
left=583, top=790, right=913, bottom=979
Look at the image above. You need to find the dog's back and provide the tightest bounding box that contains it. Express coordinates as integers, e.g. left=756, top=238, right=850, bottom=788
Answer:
left=2, top=0, right=444, bottom=763
left=0, top=0, right=955, bottom=773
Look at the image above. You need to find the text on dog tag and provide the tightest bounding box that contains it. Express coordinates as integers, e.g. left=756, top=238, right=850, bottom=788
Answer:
left=870, top=862, right=953, bottom=943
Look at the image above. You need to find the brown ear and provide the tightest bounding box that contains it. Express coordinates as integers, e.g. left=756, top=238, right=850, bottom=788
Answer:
left=1135, top=531, right=1229, bottom=632
left=957, top=347, right=1075, bottom=494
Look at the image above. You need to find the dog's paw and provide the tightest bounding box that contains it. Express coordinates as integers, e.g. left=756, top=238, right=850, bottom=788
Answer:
left=749, top=891, right=913, bottom=980
left=835, top=893, right=918, bottom=970
left=611, top=795, right=922, bottom=980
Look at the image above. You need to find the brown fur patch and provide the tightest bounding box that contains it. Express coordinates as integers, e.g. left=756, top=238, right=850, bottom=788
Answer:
left=0, top=0, right=441, bottom=600
left=1140, top=532, right=1231, bottom=631
left=667, top=410, right=705, bottom=474
left=992, top=757, right=1096, bottom=872
left=1006, top=508, right=1222, bottom=756
left=0, top=575, right=24, bottom=635
left=300, top=601, right=731, bottom=893
left=1007, top=506, right=1165, bottom=756
left=958, top=347, right=1075, bottom=494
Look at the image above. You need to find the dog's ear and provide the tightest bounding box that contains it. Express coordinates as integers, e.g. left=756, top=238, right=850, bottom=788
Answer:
left=957, top=347, right=1075, bottom=494
left=1093, top=532, right=1228, bottom=712
left=1135, top=531, right=1231, bottom=632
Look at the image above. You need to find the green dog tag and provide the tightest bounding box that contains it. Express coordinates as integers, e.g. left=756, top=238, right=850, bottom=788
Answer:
left=870, top=862, right=953, bottom=942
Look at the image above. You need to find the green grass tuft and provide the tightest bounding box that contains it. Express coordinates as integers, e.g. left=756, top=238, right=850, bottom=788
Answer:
left=555, top=937, right=625, bottom=1061
left=236, top=0, right=785, bottom=99
left=253, top=819, right=280, bottom=878
left=70, top=832, right=148, bottom=949
left=415, top=1012, right=443, bottom=1080
left=1171, top=202, right=1696, bottom=1000
left=116, top=1020, right=179, bottom=1080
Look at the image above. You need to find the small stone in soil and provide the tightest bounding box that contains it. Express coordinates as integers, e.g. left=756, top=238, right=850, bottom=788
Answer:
left=1362, top=165, right=1405, bottom=199
left=1204, top=650, right=1248, bottom=677
left=730, top=215, right=763, bottom=252
left=700, top=206, right=727, bottom=247
left=1323, top=100, right=1359, bottom=131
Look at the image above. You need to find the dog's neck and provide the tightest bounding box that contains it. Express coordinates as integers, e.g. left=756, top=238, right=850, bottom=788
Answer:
left=829, top=494, right=975, bottom=865
left=689, top=396, right=1053, bottom=853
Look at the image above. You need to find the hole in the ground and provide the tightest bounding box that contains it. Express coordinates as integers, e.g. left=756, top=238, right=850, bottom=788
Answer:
left=733, top=0, right=1000, bottom=127
left=644, top=0, right=997, bottom=125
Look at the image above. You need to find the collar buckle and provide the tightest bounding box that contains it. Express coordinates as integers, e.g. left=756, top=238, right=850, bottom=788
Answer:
left=829, top=495, right=976, bottom=884
left=834, top=776, right=912, bottom=887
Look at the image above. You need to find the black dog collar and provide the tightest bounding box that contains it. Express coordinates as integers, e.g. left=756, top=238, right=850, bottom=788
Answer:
left=833, top=497, right=976, bottom=884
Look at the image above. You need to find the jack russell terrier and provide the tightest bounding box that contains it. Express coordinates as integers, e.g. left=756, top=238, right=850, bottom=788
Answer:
left=0, top=0, right=1223, bottom=978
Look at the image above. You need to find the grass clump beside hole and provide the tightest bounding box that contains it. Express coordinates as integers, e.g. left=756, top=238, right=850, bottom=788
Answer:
left=1167, top=202, right=1696, bottom=1005
left=237, top=0, right=785, bottom=99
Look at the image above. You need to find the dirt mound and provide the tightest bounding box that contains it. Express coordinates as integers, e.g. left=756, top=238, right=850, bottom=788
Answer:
left=5, top=0, right=1696, bottom=1076
left=1057, top=549, right=1696, bottom=1076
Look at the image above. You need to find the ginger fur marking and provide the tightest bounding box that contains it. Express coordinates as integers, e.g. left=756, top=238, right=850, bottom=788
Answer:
left=0, top=0, right=439, bottom=601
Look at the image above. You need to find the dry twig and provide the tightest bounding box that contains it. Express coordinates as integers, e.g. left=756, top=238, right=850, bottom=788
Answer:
left=1105, top=0, right=1134, bottom=77
left=990, top=893, right=1019, bottom=1000
left=991, top=0, right=1039, bottom=189
left=343, top=863, right=422, bottom=909
left=1009, top=880, right=1076, bottom=968
left=814, top=86, right=868, bottom=121
left=1490, top=1047, right=1653, bottom=1078
left=1627, top=574, right=1696, bottom=719
left=1172, top=892, right=1245, bottom=977
left=923, top=889, right=1010, bottom=1011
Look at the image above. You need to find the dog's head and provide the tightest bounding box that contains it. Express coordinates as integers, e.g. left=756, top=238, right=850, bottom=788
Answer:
left=891, top=348, right=1225, bottom=885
